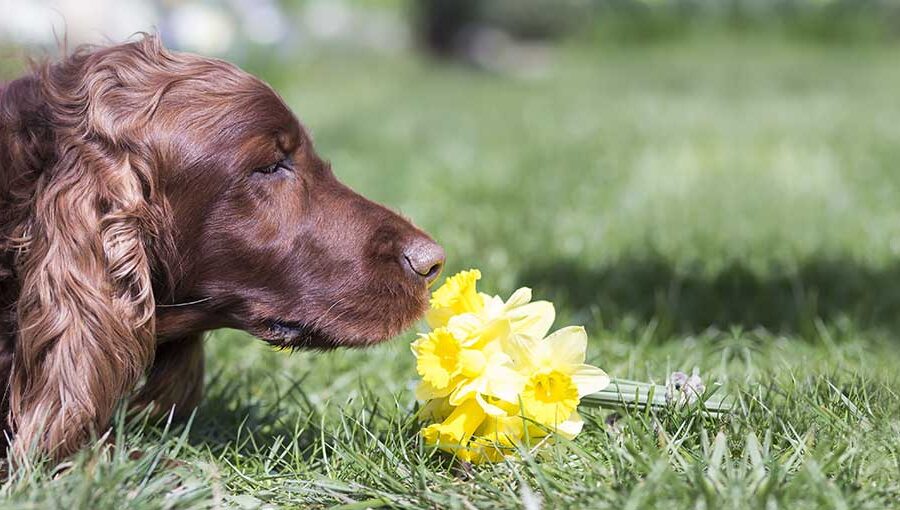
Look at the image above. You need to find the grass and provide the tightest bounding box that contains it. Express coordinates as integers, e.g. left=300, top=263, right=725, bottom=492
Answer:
left=3, top=36, right=900, bottom=508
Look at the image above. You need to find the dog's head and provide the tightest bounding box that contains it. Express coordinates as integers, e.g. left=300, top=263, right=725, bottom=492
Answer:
left=147, top=48, right=445, bottom=349
left=0, top=35, right=444, bottom=350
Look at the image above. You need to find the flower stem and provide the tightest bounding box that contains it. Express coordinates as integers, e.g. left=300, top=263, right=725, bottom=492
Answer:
left=580, top=378, right=733, bottom=415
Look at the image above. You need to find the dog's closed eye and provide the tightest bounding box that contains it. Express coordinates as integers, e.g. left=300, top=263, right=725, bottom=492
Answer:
left=254, top=157, right=293, bottom=176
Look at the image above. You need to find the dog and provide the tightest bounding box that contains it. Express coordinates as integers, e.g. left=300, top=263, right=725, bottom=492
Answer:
left=0, top=34, right=444, bottom=463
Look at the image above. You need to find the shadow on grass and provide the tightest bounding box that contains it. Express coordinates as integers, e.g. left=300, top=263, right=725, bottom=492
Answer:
left=187, top=370, right=324, bottom=457
left=186, top=369, right=420, bottom=467
left=520, top=255, right=900, bottom=337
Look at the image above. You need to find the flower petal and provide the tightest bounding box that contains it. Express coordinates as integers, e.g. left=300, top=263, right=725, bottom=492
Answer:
left=419, top=397, right=453, bottom=422
left=554, top=410, right=585, bottom=439
left=409, top=335, right=425, bottom=356
left=571, top=364, right=610, bottom=397
left=475, top=393, right=509, bottom=416
left=427, top=269, right=484, bottom=329
left=481, top=293, right=505, bottom=317
left=504, top=287, right=533, bottom=308
left=471, top=318, right=511, bottom=349
left=437, top=398, right=486, bottom=444
left=501, top=334, right=538, bottom=369
left=415, top=378, right=454, bottom=401
left=507, top=301, right=556, bottom=340
left=482, top=361, right=526, bottom=403
left=544, top=326, right=587, bottom=366
left=425, top=308, right=454, bottom=330
left=446, top=313, right=483, bottom=340
left=414, top=328, right=462, bottom=389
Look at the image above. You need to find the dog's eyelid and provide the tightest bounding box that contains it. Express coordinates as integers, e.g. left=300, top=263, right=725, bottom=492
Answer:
left=253, top=156, right=294, bottom=175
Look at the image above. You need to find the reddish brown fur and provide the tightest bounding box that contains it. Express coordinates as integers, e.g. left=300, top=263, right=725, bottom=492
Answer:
left=0, top=35, right=442, bottom=464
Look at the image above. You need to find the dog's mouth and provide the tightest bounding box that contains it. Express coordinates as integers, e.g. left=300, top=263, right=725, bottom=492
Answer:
left=259, top=305, right=424, bottom=349
left=262, top=319, right=343, bottom=350
left=255, top=283, right=432, bottom=350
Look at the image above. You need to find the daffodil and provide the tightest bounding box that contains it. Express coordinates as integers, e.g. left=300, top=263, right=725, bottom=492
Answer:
left=426, top=269, right=484, bottom=328
left=427, top=269, right=556, bottom=341
left=421, top=398, right=486, bottom=459
left=427, top=289, right=558, bottom=411
left=416, top=270, right=617, bottom=463
left=504, top=326, right=610, bottom=437
left=480, top=287, right=556, bottom=340
left=474, top=399, right=526, bottom=448
left=449, top=354, right=523, bottom=415
left=424, top=401, right=528, bottom=464
left=412, top=317, right=516, bottom=402
left=418, top=396, right=454, bottom=423
left=412, top=328, right=463, bottom=391
left=521, top=369, right=580, bottom=427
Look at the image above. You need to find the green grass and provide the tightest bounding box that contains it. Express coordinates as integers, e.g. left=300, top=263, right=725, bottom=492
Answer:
left=3, top=37, right=900, bottom=508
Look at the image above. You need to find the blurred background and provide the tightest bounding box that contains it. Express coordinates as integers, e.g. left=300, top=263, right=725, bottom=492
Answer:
left=2, top=0, right=900, bottom=339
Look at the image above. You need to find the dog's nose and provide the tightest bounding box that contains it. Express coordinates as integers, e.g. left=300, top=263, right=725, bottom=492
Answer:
left=402, top=237, right=445, bottom=285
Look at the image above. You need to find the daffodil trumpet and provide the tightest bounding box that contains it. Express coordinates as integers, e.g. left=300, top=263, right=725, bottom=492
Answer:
left=413, top=269, right=732, bottom=464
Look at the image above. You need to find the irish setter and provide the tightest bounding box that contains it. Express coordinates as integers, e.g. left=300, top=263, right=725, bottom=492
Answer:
left=0, top=35, right=444, bottom=464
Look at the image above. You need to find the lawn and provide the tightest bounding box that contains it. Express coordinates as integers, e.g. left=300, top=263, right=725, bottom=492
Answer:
left=2, top=36, right=900, bottom=508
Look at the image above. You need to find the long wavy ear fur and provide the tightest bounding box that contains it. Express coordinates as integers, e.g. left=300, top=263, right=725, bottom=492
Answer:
left=7, top=36, right=174, bottom=463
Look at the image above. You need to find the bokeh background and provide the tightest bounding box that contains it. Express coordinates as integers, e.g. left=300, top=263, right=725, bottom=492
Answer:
left=5, top=0, right=899, bottom=336
left=3, top=1, right=900, bottom=508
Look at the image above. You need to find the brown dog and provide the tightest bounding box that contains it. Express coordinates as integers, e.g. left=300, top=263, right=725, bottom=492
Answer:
left=0, top=35, right=444, bottom=463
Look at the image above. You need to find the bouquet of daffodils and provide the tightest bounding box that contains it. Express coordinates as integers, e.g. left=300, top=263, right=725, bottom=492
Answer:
left=412, top=269, right=730, bottom=463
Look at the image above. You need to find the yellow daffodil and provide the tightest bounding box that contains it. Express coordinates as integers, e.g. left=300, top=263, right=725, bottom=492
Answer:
left=424, top=403, right=527, bottom=464
left=449, top=356, right=523, bottom=414
left=416, top=270, right=612, bottom=463
left=505, top=326, right=610, bottom=396
left=421, top=399, right=486, bottom=458
left=412, top=328, right=462, bottom=391
left=480, top=287, right=556, bottom=340
left=426, top=269, right=484, bottom=328
left=419, top=396, right=454, bottom=423
left=447, top=289, right=556, bottom=344
left=427, top=270, right=555, bottom=341
left=504, top=326, right=610, bottom=436
left=521, top=369, right=580, bottom=428
left=413, top=318, right=514, bottom=402
left=444, top=312, right=509, bottom=351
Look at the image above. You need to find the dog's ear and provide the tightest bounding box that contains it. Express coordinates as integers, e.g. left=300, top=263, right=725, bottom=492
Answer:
left=7, top=40, right=174, bottom=463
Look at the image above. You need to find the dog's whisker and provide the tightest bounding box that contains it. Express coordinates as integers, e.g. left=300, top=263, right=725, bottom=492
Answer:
left=310, top=297, right=350, bottom=330
left=317, top=307, right=353, bottom=333
left=156, top=297, right=212, bottom=308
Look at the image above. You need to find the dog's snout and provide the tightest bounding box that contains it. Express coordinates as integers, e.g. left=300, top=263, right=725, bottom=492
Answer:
left=402, top=237, right=445, bottom=285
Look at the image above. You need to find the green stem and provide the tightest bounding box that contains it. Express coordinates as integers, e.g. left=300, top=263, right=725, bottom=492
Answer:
left=580, top=378, right=733, bottom=414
